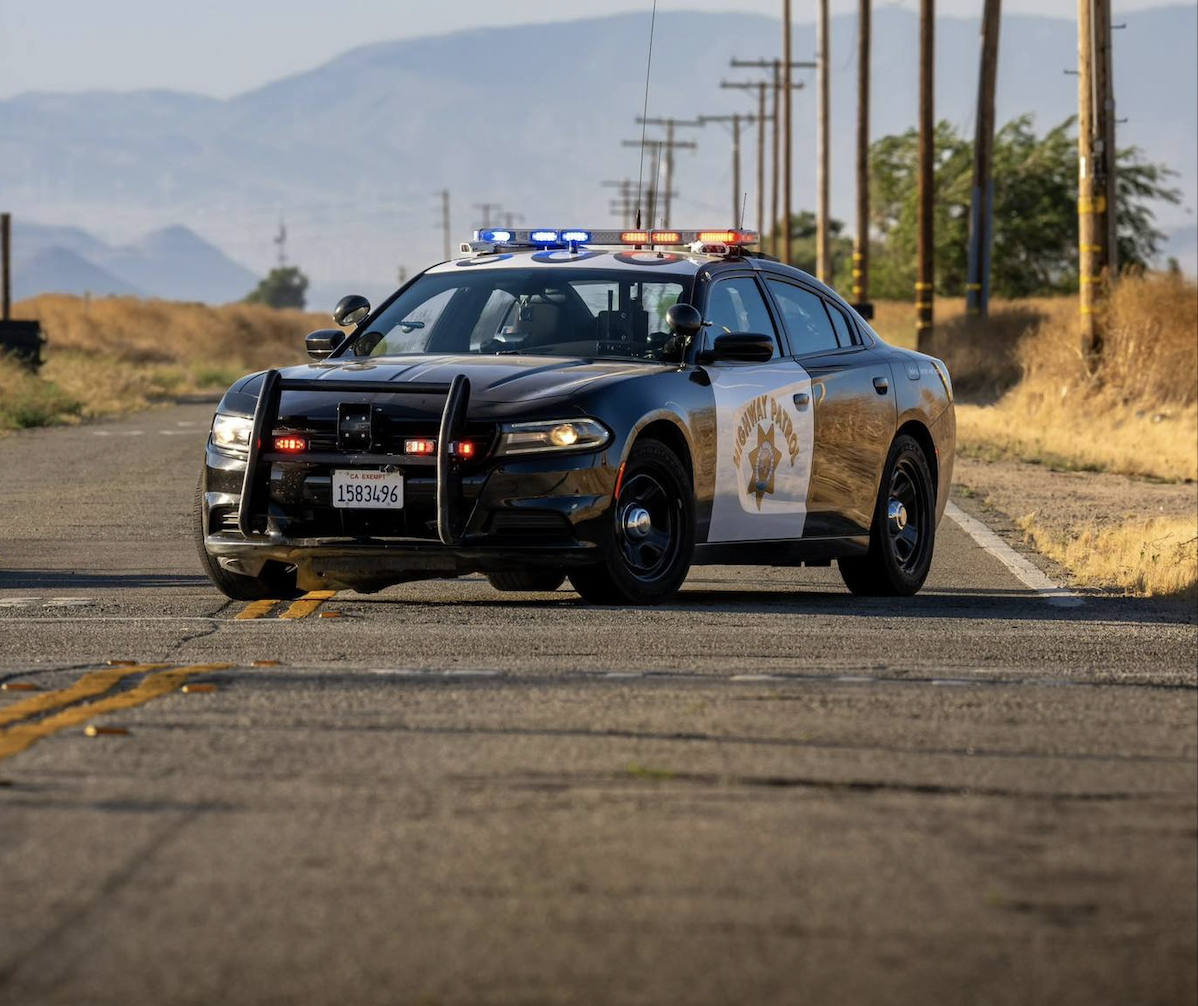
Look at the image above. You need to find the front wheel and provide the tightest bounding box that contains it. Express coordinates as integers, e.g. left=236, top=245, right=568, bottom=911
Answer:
left=838, top=434, right=936, bottom=597
left=568, top=440, right=694, bottom=605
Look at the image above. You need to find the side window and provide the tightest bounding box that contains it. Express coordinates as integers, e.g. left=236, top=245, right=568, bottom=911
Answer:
left=705, top=277, right=779, bottom=357
left=824, top=300, right=856, bottom=347
left=766, top=279, right=839, bottom=355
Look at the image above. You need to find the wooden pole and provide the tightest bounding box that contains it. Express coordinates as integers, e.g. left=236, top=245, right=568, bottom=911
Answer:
left=772, top=60, right=781, bottom=256
left=1, top=212, right=11, bottom=321
left=1077, top=0, right=1105, bottom=366
left=966, top=0, right=1001, bottom=317
left=783, top=0, right=793, bottom=265
left=732, top=113, right=742, bottom=223
left=817, top=0, right=831, bottom=283
left=757, top=82, right=767, bottom=237
left=916, top=0, right=934, bottom=351
left=853, top=0, right=871, bottom=308
left=1097, top=0, right=1118, bottom=280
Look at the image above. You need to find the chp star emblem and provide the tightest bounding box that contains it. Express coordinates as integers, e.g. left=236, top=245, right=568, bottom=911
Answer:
left=746, top=423, right=783, bottom=510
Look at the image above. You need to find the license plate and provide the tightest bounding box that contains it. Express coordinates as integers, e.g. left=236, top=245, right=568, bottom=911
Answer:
left=332, top=469, right=404, bottom=509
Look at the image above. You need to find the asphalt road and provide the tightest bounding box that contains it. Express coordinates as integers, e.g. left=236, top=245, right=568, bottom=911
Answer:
left=1, top=401, right=1195, bottom=1006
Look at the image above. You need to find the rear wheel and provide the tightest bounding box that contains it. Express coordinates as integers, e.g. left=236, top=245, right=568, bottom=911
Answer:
left=568, top=440, right=694, bottom=605
left=486, top=570, right=566, bottom=592
left=194, top=475, right=301, bottom=601
left=838, top=434, right=936, bottom=597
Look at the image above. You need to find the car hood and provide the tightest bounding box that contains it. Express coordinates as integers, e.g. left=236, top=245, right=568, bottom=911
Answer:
left=238, top=355, right=668, bottom=407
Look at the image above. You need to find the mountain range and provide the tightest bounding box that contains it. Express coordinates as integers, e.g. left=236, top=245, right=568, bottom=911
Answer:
left=9, top=222, right=259, bottom=303
left=3, top=5, right=1194, bottom=305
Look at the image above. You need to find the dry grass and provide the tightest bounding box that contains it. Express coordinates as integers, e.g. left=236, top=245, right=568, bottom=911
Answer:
left=2, top=295, right=330, bottom=431
left=1018, top=513, right=1198, bottom=601
left=952, top=274, right=1198, bottom=482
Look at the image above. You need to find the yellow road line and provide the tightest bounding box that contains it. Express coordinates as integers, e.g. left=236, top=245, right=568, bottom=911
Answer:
left=0, top=663, right=233, bottom=762
left=0, top=664, right=166, bottom=729
left=235, top=599, right=280, bottom=620
left=279, top=591, right=336, bottom=620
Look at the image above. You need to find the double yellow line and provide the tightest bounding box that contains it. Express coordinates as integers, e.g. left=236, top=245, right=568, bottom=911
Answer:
left=234, top=590, right=337, bottom=621
left=0, top=663, right=232, bottom=762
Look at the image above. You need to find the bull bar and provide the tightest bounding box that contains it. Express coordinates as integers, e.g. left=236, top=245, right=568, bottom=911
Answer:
left=238, top=370, right=472, bottom=546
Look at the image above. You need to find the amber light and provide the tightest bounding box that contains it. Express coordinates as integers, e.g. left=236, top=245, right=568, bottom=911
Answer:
left=620, top=231, right=650, bottom=244
left=273, top=435, right=307, bottom=453
left=405, top=438, right=436, bottom=455
left=651, top=230, right=681, bottom=244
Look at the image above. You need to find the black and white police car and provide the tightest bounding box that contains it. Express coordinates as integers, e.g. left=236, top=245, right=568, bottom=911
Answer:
left=197, top=227, right=955, bottom=605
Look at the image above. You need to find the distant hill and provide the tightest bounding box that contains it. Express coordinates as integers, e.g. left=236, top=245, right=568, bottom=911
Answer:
left=11, top=221, right=258, bottom=303
left=2, top=6, right=1194, bottom=293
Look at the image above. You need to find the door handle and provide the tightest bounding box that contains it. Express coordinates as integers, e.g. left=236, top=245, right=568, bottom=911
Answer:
left=872, top=376, right=889, bottom=394
left=793, top=392, right=810, bottom=409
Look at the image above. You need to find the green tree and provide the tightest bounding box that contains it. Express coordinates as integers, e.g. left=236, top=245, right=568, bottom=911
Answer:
left=244, top=266, right=309, bottom=310
left=866, top=116, right=1180, bottom=299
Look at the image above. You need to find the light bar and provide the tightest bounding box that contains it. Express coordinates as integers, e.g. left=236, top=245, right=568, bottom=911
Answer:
left=468, top=228, right=759, bottom=249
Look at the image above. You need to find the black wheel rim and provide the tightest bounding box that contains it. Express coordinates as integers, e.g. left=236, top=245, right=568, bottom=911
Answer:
left=616, top=472, right=679, bottom=581
left=885, top=456, right=931, bottom=575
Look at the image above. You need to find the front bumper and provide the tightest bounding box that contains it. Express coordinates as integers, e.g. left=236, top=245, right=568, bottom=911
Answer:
left=203, top=447, right=617, bottom=590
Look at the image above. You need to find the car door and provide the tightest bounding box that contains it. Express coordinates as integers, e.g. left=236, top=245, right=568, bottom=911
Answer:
left=701, top=273, right=816, bottom=543
left=763, top=277, right=896, bottom=538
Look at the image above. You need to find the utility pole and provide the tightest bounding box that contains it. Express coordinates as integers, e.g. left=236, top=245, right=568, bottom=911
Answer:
left=700, top=114, right=758, bottom=223
left=817, top=0, right=831, bottom=283
left=1095, top=0, right=1118, bottom=280
left=473, top=202, right=502, bottom=229
left=783, top=0, right=794, bottom=264
left=1077, top=0, right=1108, bottom=366
left=632, top=117, right=702, bottom=227
left=966, top=0, right=1001, bottom=317
left=916, top=0, right=934, bottom=351
left=603, top=179, right=638, bottom=228
left=1, top=213, right=10, bottom=322
left=730, top=58, right=810, bottom=255
left=721, top=80, right=769, bottom=237
left=853, top=0, right=872, bottom=314
left=501, top=211, right=524, bottom=229
left=274, top=220, right=288, bottom=268
left=434, top=189, right=451, bottom=260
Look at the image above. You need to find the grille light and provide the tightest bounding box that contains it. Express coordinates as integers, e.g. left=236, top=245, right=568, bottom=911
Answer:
left=273, top=435, right=307, bottom=453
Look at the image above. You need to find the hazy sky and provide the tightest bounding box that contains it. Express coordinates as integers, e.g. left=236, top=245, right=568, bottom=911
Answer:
left=1, top=0, right=1189, bottom=100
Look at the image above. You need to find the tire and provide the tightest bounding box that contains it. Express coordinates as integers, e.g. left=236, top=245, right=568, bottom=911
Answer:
left=568, top=440, right=694, bottom=605
left=194, top=474, right=301, bottom=601
left=486, top=570, right=567, bottom=592
left=838, top=434, right=936, bottom=597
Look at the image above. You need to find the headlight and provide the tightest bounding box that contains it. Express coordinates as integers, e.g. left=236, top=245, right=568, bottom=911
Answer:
left=210, top=413, right=253, bottom=454
left=496, top=418, right=610, bottom=455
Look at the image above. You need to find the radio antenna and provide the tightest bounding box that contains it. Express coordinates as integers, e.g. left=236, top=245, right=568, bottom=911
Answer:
left=634, top=0, right=660, bottom=231
left=739, top=192, right=748, bottom=229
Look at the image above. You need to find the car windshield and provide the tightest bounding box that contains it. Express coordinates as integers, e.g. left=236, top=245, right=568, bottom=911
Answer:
left=348, top=268, right=690, bottom=362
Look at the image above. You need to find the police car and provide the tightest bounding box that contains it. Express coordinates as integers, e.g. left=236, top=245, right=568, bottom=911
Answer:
left=197, top=227, right=955, bottom=605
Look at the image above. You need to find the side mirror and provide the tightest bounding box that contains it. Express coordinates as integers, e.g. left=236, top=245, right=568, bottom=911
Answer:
left=333, top=294, right=371, bottom=328
left=665, top=303, right=704, bottom=338
left=701, top=333, right=775, bottom=364
left=305, top=328, right=345, bottom=360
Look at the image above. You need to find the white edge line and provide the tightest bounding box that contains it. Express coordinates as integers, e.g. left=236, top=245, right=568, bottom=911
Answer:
left=945, top=502, right=1084, bottom=608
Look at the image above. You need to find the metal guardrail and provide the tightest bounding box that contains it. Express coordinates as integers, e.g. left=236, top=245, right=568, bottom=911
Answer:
left=238, top=371, right=472, bottom=546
